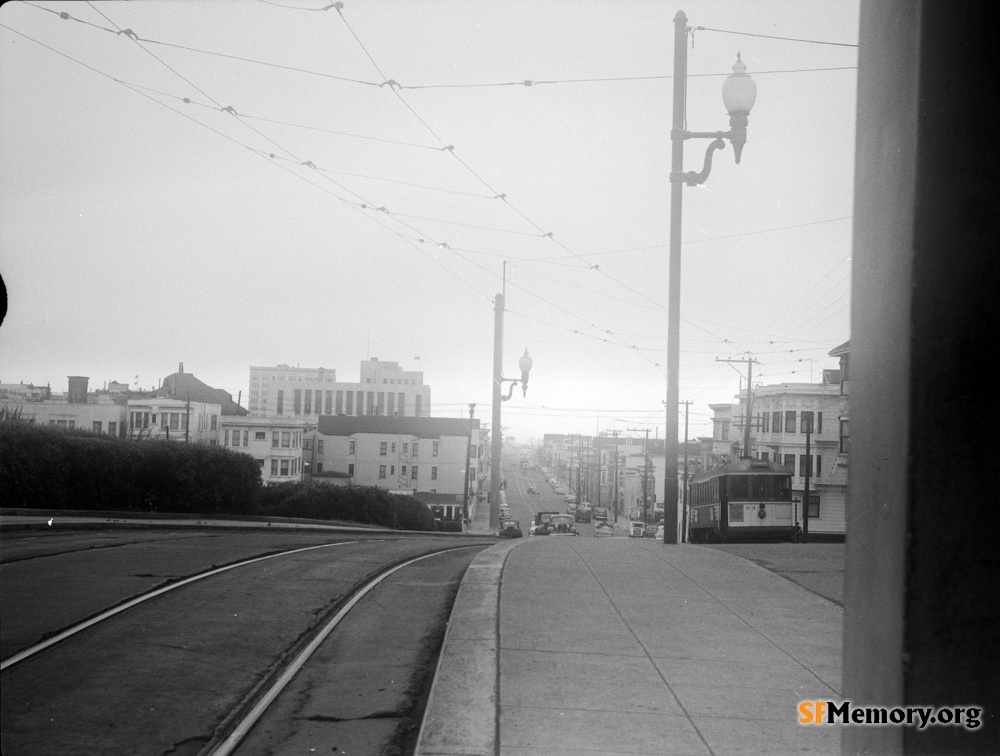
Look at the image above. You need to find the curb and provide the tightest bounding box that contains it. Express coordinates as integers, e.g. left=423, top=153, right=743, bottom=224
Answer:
left=415, top=538, right=524, bottom=755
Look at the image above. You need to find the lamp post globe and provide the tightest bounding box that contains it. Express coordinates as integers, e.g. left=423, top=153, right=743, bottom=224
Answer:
left=518, top=349, right=533, bottom=397
left=721, top=53, right=757, bottom=163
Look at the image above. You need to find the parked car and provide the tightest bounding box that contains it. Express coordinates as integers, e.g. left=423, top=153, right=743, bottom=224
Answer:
left=644, top=524, right=660, bottom=538
left=565, top=500, right=578, bottom=514
left=592, top=507, right=609, bottom=521
left=500, top=519, right=523, bottom=538
left=574, top=504, right=592, bottom=523
left=547, top=514, right=579, bottom=536
left=529, top=511, right=561, bottom=536
left=593, top=518, right=614, bottom=537
left=526, top=485, right=539, bottom=494
left=629, top=521, right=646, bottom=538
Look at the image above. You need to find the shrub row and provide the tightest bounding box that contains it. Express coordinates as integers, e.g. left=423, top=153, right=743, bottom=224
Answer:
left=0, top=420, right=260, bottom=514
left=258, top=481, right=436, bottom=531
left=0, top=420, right=439, bottom=530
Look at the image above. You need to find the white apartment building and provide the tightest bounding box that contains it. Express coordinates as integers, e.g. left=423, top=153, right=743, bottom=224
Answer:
left=219, top=416, right=311, bottom=486
left=2, top=393, right=126, bottom=436
left=308, top=416, right=480, bottom=519
left=248, top=358, right=430, bottom=420
left=126, top=398, right=222, bottom=444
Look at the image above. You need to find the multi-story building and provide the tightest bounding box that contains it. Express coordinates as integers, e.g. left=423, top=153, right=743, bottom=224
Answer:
left=1, top=376, right=126, bottom=435
left=126, top=398, right=222, bottom=444
left=248, top=358, right=430, bottom=420
left=219, top=416, right=311, bottom=486
left=308, top=415, right=480, bottom=521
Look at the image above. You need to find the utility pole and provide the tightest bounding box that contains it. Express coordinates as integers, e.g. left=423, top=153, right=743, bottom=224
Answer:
left=717, top=357, right=757, bottom=458
left=628, top=428, right=651, bottom=523
left=463, top=403, right=475, bottom=530
left=490, top=294, right=504, bottom=533
left=185, top=393, right=190, bottom=444
left=595, top=433, right=602, bottom=510
left=681, top=400, right=693, bottom=543
left=609, top=430, right=620, bottom=521
left=803, top=419, right=812, bottom=543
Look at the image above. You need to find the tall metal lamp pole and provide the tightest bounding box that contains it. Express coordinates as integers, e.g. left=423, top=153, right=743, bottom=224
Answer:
left=664, top=10, right=757, bottom=544
left=489, top=291, right=533, bottom=532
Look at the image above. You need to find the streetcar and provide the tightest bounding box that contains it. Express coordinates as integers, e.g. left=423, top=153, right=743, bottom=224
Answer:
left=688, top=458, right=795, bottom=543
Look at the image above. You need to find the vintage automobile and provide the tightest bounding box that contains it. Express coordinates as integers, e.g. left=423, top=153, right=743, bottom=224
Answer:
left=526, top=486, right=539, bottom=494
left=500, top=519, right=523, bottom=538
left=629, top=521, right=646, bottom=538
left=547, top=513, right=579, bottom=536
left=593, top=517, right=614, bottom=537
left=574, top=503, right=593, bottom=523
left=529, top=511, right=561, bottom=536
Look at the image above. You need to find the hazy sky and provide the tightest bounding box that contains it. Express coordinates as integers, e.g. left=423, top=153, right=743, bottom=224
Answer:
left=0, top=0, right=858, bottom=443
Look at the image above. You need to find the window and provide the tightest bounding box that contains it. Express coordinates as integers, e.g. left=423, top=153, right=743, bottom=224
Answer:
left=346, top=391, right=354, bottom=415
left=816, top=412, right=823, bottom=434
left=348, top=463, right=354, bottom=476
left=387, top=393, right=395, bottom=416
left=784, top=411, right=796, bottom=433
left=108, top=421, right=117, bottom=436
left=349, top=440, right=356, bottom=454
left=256, top=431, right=266, bottom=440
left=304, top=438, right=313, bottom=451
left=783, top=454, right=796, bottom=475
left=316, top=463, right=323, bottom=473
left=816, top=455, right=822, bottom=478
left=432, top=442, right=439, bottom=457
left=325, top=390, right=333, bottom=415
left=380, top=442, right=387, bottom=455
left=807, top=495, right=821, bottom=518
left=211, top=415, right=218, bottom=430
left=839, top=419, right=850, bottom=454
left=318, top=440, right=324, bottom=453
left=151, top=414, right=157, bottom=425
left=277, top=390, right=284, bottom=415
left=398, top=393, right=405, bottom=415
left=377, top=392, right=385, bottom=415
left=93, top=421, right=102, bottom=433
left=415, top=395, right=422, bottom=416
left=356, top=391, right=364, bottom=415
left=412, top=466, right=418, bottom=479
left=169, top=413, right=179, bottom=430
left=402, top=465, right=407, bottom=476
left=431, top=466, right=438, bottom=480
left=366, top=391, right=375, bottom=415
left=760, top=451, right=769, bottom=462
left=390, top=465, right=395, bottom=475
left=282, top=432, right=290, bottom=448
left=403, top=443, right=408, bottom=454
left=379, top=465, right=387, bottom=479
left=271, top=459, right=278, bottom=475
left=800, top=455, right=813, bottom=478
left=335, top=391, right=343, bottom=414
left=413, top=442, right=419, bottom=456
left=304, top=389, right=312, bottom=414
left=729, top=475, right=749, bottom=498
left=224, top=430, right=230, bottom=445
left=294, top=389, right=301, bottom=415
left=801, top=411, right=814, bottom=434
left=280, top=459, right=289, bottom=476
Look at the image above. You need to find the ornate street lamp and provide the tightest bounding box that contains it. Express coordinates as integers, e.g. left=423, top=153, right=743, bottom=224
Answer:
left=663, top=11, right=757, bottom=544
left=489, top=292, right=533, bottom=532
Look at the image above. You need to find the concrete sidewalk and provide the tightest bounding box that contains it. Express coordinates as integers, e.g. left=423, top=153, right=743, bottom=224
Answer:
left=417, top=537, right=842, bottom=755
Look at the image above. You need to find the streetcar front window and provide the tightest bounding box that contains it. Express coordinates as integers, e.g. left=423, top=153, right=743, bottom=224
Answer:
left=752, top=476, right=769, bottom=499
left=729, top=475, right=749, bottom=499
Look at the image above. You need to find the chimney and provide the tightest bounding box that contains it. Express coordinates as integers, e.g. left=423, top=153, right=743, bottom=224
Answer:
left=67, top=376, right=90, bottom=404
left=179, top=362, right=184, bottom=374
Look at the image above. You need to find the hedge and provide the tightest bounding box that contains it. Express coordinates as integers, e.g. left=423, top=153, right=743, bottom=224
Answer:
left=0, top=420, right=260, bottom=515
left=258, top=481, right=436, bottom=531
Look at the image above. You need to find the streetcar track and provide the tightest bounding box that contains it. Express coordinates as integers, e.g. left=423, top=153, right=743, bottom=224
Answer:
left=0, top=531, right=231, bottom=565
left=202, top=544, right=485, bottom=756
left=0, top=540, right=365, bottom=672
